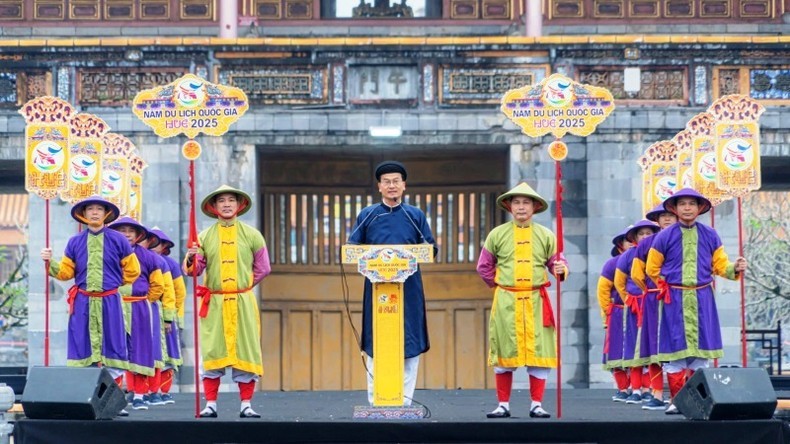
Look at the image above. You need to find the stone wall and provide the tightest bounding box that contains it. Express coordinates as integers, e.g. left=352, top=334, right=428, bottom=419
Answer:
left=6, top=105, right=787, bottom=389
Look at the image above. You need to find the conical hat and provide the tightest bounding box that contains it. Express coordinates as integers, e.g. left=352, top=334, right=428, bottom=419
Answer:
left=610, top=224, right=632, bottom=257
left=645, top=203, right=671, bottom=222
left=200, top=184, right=252, bottom=219
left=108, top=216, right=149, bottom=242
left=70, top=195, right=120, bottom=225
left=663, top=188, right=712, bottom=216
left=496, top=182, right=548, bottom=214
left=148, top=227, right=174, bottom=249
left=625, top=219, right=660, bottom=243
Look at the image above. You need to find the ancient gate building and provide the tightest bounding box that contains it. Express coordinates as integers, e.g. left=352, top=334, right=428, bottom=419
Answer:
left=1, top=0, right=789, bottom=391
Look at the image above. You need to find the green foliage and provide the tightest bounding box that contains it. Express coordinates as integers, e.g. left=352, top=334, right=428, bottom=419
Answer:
left=0, top=246, right=28, bottom=335
left=743, top=192, right=790, bottom=331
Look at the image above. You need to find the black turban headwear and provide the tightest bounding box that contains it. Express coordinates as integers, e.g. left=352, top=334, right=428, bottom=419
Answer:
left=374, top=160, right=407, bottom=182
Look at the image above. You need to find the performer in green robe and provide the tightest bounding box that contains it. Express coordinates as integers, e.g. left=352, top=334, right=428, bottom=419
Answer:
left=184, top=185, right=271, bottom=418
left=476, top=182, right=568, bottom=419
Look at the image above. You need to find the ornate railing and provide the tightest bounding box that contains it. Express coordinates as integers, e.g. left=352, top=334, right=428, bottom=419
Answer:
left=548, top=0, right=781, bottom=20
left=0, top=0, right=780, bottom=22
left=744, top=321, right=783, bottom=375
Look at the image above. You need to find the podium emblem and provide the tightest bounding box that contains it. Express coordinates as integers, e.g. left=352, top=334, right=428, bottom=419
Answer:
left=358, top=247, right=417, bottom=283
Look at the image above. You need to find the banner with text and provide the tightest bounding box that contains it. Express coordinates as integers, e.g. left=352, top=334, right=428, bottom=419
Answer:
left=132, top=73, right=249, bottom=139
left=646, top=140, right=678, bottom=210
left=686, top=112, right=731, bottom=207
left=128, top=152, right=147, bottom=221
left=60, top=113, right=109, bottom=203
left=102, top=133, right=134, bottom=216
left=21, top=97, right=75, bottom=200
left=708, top=95, right=765, bottom=197
left=501, top=73, right=615, bottom=139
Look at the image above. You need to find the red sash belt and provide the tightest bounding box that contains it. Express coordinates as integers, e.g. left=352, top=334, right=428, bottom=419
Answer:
left=196, top=285, right=253, bottom=318
left=656, top=281, right=712, bottom=304
left=122, top=296, right=148, bottom=303
left=603, top=303, right=624, bottom=354
left=625, top=294, right=645, bottom=327
left=67, top=285, right=119, bottom=315
left=497, top=282, right=554, bottom=327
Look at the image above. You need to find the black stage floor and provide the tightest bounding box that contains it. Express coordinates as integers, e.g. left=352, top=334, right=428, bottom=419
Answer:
left=14, top=389, right=790, bottom=444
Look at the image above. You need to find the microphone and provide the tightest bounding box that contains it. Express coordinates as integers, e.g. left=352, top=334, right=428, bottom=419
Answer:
left=401, top=205, right=428, bottom=243
left=346, top=207, right=379, bottom=244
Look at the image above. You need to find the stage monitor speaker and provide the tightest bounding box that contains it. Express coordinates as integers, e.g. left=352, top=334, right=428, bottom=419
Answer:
left=674, top=367, right=777, bottom=420
left=21, top=366, right=126, bottom=420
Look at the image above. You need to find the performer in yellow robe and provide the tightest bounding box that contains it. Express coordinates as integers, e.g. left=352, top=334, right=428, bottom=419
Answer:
left=184, top=185, right=271, bottom=418
left=476, top=182, right=568, bottom=419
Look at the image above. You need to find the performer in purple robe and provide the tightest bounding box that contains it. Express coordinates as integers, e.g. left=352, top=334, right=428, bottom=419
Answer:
left=645, top=188, right=746, bottom=414
left=631, top=203, right=677, bottom=410
left=614, top=220, right=659, bottom=405
left=597, top=226, right=631, bottom=402
left=40, top=196, right=140, bottom=389
left=109, top=217, right=164, bottom=411
left=148, top=227, right=184, bottom=405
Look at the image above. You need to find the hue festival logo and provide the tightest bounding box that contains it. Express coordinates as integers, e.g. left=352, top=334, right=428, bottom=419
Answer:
left=32, top=141, right=65, bottom=173
left=176, top=78, right=205, bottom=108
left=69, top=154, right=97, bottom=184
left=699, top=153, right=717, bottom=182
left=380, top=248, right=394, bottom=262
left=543, top=77, right=572, bottom=108
left=101, top=170, right=123, bottom=198
left=654, top=177, right=676, bottom=201
left=722, top=139, right=753, bottom=171
left=681, top=168, right=694, bottom=189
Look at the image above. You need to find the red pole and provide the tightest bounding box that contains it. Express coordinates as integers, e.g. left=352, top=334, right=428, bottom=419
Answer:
left=737, top=197, right=746, bottom=367
left=554, top=160, right=564, bottom=418
left=710, top=207, right=718, bottom=369
left=189, top=160, right=202, bottom=418
left=44, top=199, right=50, bottom=367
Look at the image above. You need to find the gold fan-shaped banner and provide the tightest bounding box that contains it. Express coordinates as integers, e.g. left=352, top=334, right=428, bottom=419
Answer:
left=708, top=95, right=765, bottom=197
left=645, top=140, right=678, bottom=211
left=686, top=112, right=731, bottom=207
left=102, top=133, right=135, bottom=216
left=501, top=73, right=615, bottom=139
left=132, top=73, right=249, bottom=139
left=60, top=113, right=110, bottom=204
left=21, top=97, right=75, bottom=199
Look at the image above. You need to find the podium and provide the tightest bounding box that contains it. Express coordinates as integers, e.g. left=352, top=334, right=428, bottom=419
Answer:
left=341, top=244, right=434, bottom=418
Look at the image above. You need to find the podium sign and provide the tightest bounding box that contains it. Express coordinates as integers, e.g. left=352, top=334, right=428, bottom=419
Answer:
left=342, top=244, right=433, bottom=407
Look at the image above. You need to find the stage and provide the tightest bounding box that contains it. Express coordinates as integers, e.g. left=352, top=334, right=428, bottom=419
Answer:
left=14, top=389, right=790, bottom=444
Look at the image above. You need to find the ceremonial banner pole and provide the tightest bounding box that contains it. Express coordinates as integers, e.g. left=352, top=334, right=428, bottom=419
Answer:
left=187, top=152, right=201, bottom=418
left=553, top=155, right=564, bottom=417
left=501, top=74, right=614, bottom=418
left=710, top=206, right=717, bottom=368
left=44, top=199, right=50, bottom=366
left=20, top=97, right=75, bottom=367
left=133, top=75, right=248, bottom=418
left=737, top=197, right=746, bottom=367
left=708, top=95, right=764, bottom=368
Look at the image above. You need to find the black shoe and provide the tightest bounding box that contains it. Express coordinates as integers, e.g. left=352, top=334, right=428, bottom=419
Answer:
left=529, top=405, right=551, bottom=418
left=199, top=406, right=218, bottom=418
left=240, top=406, right=261, bottom=418
left=486, top=406, right=511, bottom=418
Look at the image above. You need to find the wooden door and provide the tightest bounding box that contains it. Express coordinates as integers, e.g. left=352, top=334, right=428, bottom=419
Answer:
left=257, top=147, right=508, bottom=391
